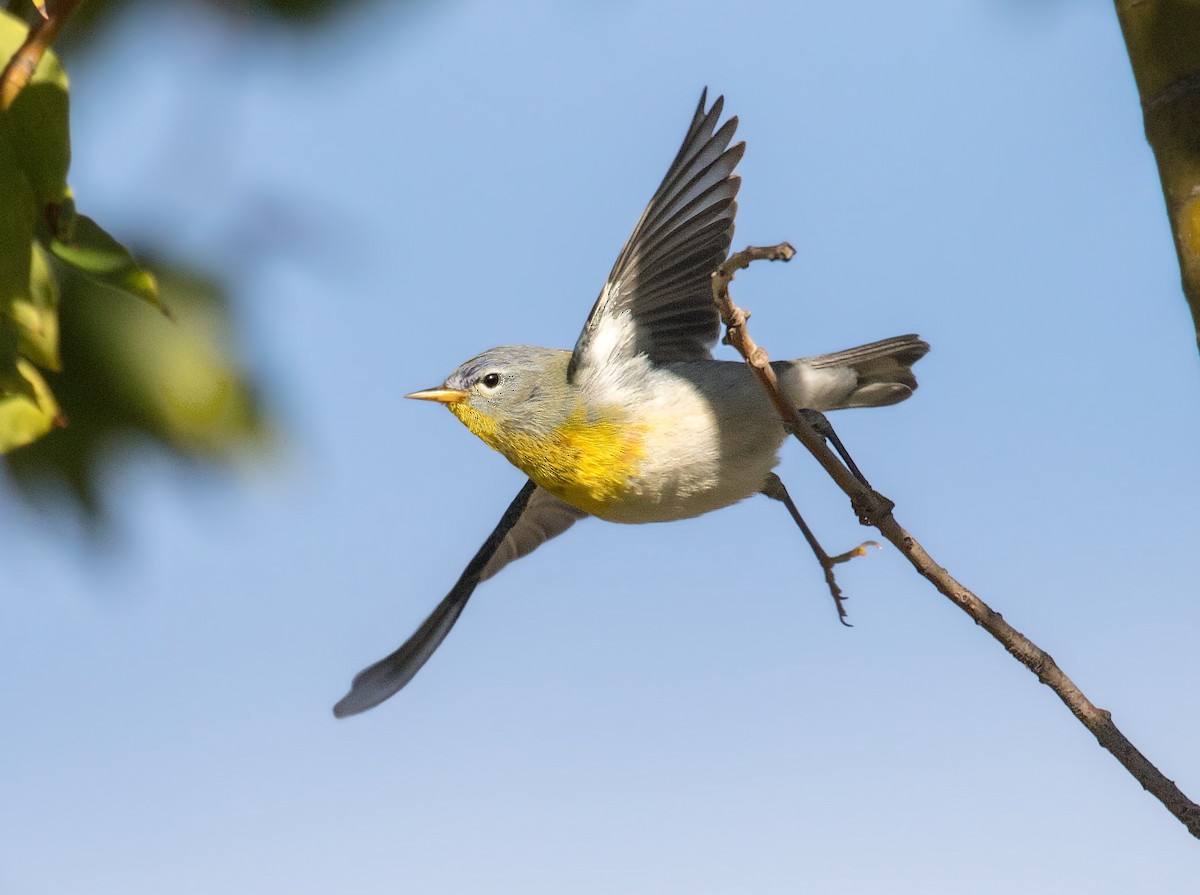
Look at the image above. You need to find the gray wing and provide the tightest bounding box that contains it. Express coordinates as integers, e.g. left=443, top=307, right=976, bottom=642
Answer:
left=477, top=485, right=588, bottom=581
left=568, top=90, right=743, bottom=379
left=333, top=482, right=587, bottom=717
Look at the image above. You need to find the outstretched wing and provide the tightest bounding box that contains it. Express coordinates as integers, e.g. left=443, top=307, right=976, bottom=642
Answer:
left=333, top=482, right=587, bottom=717
left=568, top=90, right=743, bottom=379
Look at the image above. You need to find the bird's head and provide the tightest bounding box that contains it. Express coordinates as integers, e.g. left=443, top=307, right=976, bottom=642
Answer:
left=407, top=346, right=574, bottom=447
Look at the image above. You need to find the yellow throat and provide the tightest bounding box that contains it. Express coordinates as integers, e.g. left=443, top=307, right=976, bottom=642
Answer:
left=448, top=401, right=645, bottom=517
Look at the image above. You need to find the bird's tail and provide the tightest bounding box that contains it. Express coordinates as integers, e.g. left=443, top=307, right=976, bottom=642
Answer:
left=778, top=334, right=930, bottom=411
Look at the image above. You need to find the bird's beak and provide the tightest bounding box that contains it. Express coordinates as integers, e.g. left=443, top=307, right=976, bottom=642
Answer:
left=405, top=387, right=469, bottom=405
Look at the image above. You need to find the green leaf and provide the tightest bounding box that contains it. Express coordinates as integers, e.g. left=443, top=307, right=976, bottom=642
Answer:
left=3, top=259, right=269, bottom=517
left=0, top=357, right=62, bottom=452
left=0, top=298, right=18, bottom=362
left=0, top=9, right=71, bottom=207
left=0, top=114, right=36, bottom=311
left=48, top=214, right=165, bottom=313
left=76, top=268, right=257, bottom=450
left=8, top=242, right=60, bottom=370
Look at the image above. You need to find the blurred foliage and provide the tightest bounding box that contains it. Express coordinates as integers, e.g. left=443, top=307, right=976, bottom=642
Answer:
left=1, top=5, right=268, bottom=519
left=5, top=259, right=268, bottom=516
left=41, top=0, right=373, bottom=51
left=1, top=7, right=143, bottom=458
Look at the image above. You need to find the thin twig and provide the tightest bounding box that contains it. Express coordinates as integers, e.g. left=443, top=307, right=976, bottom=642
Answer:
left=713, top=242, right=1200, bottom=839
left=0, top=0, right=79, bottom=112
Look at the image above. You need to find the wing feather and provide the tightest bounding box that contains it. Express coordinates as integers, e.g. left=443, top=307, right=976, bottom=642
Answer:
left=569, top=90, right=743, bottom=377
left=333, top=483, right=586, bottom=717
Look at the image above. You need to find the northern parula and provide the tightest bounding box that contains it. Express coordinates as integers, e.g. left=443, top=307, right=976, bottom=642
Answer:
left=334, top=91, right=928, bottom=717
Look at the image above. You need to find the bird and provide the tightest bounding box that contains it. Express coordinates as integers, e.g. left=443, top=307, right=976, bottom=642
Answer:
left=333, top=90, right=928, bottom=717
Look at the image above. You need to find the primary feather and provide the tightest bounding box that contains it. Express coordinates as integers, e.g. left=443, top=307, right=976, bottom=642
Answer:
left=569, top=89, right=742, bottom=377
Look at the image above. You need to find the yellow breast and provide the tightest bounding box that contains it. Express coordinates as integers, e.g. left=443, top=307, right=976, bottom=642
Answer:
left=449, top=402, right=645, bottom=516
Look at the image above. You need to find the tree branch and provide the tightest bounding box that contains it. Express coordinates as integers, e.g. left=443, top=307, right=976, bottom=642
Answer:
left=0, top=0, right=79, bottom=112
left=713, top=242, right=1200, bottom=839
left=1113, top=0, right=1200, bottom=353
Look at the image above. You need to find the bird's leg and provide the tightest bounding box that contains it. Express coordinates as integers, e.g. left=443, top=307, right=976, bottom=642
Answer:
left=761, top=473, right=878, bottom=626
left=794, top=409, right=871, bottom=489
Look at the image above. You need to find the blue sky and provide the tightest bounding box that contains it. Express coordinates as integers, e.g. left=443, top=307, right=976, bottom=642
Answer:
left=3, top=0, right=1199, bottom=892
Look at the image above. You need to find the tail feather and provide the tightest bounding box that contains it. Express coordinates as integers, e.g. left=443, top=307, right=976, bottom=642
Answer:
left=807, top=334, right=928, bottom=384
left=786, top=334, right=930, bottom=410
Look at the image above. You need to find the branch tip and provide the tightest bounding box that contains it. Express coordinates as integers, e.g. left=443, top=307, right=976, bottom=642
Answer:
left=711, top=240, right=1200, bottom=837
left=0, top=0, right=80, bottom=111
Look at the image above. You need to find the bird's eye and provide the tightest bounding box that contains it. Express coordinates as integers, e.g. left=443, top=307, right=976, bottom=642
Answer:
left=481, top=372, right=501, bottom=389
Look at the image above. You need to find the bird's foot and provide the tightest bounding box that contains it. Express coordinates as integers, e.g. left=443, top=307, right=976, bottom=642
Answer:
left=761, top=474, right=878, bottom=627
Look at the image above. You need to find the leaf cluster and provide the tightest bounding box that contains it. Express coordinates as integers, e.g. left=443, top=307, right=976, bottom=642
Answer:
left=1, top=9, right=266, bottom=518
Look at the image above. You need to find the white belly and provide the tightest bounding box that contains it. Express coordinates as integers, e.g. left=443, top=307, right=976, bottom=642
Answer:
left=584, top=361, right=788, bottom=524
